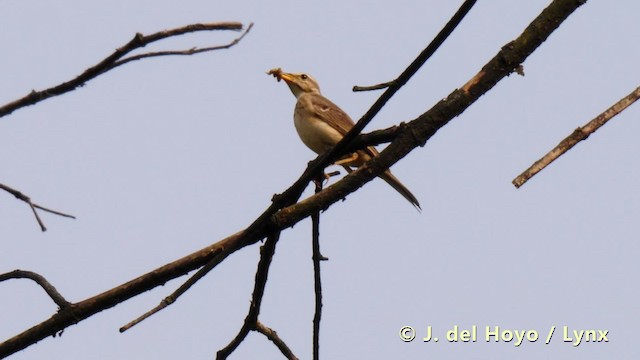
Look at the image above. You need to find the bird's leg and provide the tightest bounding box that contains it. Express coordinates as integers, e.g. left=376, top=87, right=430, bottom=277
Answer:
left=312, top=174, right=325, bottom=188
left=313, top=170, right=341, bottom=187
left=332, top=152, right=359, bottom=167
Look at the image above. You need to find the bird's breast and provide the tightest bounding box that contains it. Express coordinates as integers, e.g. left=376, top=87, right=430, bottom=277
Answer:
left=293, top=105, right=343, bottom=155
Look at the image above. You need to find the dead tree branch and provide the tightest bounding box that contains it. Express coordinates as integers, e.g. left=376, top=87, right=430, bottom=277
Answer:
left=119, top=243, right=231, bottom=332
left=216, top=231, right=294, bottom=360
left=347, top=125, right=403, bottom=152
left=352, top=0, right=477, bottom=92
left=0, top=183, right=75, bottom=232
left=0, top=22, right=249, bottom=118
left=0, top=0, right=587, bottom=357
left=311, top=179, right=326, bottom=360
left=255, top=321, right=299, bottom=360
left=0, top=270, right=71, bottom=309
left=110, top=23, right=253, bottom=69
left=513, top=85, right=640, bottom=188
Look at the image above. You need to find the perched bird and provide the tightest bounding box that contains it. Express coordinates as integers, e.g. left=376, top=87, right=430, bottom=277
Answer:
left=268, top=68, right=421, bottom=210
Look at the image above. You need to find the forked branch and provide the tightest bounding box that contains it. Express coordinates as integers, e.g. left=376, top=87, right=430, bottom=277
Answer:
left=352, top=0, right=477, bottom=92
left=216, top=231, right=298, bottom=360
left=0, top=183, right=75, bottom=232
left=0, top=22, right=251, bottom=118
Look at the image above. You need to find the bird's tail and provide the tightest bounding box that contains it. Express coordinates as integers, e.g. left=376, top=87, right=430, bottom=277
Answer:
left=378, top=170, right=421, bottom=211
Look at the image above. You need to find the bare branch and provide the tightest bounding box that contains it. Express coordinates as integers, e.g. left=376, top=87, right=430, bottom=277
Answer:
left=120, top=243, right=231, bottom=332
left=513, top=85, right=640, bottom=188
left=332, top=0, right=478, bottom=165
left=217, top=231, right=281, bottom=360
left=347, top=125, right=403, bottom=152
left=0, top=183, right=75, bottom=232
left=0, top=22, right=248, bottom=118
left=255, top=321, right=299, bottom=360
left=352, top=0, right=477, bottom=93
left=311, top=179, right=325, bottom=360
left=352, top=81, right=396, bottom=92
left=111, top=23, right=254, bottom=70
left=0, top=270, right=71, bottom=309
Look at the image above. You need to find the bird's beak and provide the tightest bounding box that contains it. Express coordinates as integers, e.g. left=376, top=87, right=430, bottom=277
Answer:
left=280, top=73, right=300, bottom=95
left=279, top=73, right=295, bottom=84
left=271, top=71, right=302, bottom=98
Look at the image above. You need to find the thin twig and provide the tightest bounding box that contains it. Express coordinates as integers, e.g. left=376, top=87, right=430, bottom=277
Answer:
left=0, top=183, right=75, bottom=232
left=311, top=178, right=326, bottom=360
left=513, top=85, right=640, bottom=188
left=216, top=230, right=298, bottom=360
left=32, top=203, right=76, bottom=219
left=27, top=204, right=46, bottom=232
left=255, top=321, right=299, bottom=360
left=0, top=270, right=71, bottom=309
left=111, top=23, right=254, bottom=70
left=216, top=231, right=281, bottom=360
left=120, top=248, right=232, bottom=332
left=337, top=0, right=478, bottom=157
left=353, top=81, right=397, bottom=92
left=346, top=124, right=403, bottom=153
left=352, top=0, right=477, bottom=92
left=0, top=22, right=248, bottom=118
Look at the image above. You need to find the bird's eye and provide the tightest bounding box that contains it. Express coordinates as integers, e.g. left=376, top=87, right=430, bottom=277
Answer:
left=300, top=74, right=308, bottom=80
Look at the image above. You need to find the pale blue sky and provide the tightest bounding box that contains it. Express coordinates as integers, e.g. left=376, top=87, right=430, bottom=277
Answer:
left=1, top=1, right=638, bottom=359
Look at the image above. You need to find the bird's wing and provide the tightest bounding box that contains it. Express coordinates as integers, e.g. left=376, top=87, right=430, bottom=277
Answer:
left=310, top=94, right=382, bottom=158
left=310, top=94, right=355, bottom=135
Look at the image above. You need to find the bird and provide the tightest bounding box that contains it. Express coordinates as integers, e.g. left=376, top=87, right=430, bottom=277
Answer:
left=268, top=68, right=421, bottom=211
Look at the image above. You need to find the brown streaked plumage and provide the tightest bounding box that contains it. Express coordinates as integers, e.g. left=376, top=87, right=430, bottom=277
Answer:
left=269, top=69, right=421, bottom=211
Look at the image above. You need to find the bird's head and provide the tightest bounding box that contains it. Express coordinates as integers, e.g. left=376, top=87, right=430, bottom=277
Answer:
left=279, top=72, right=321, bottom=98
